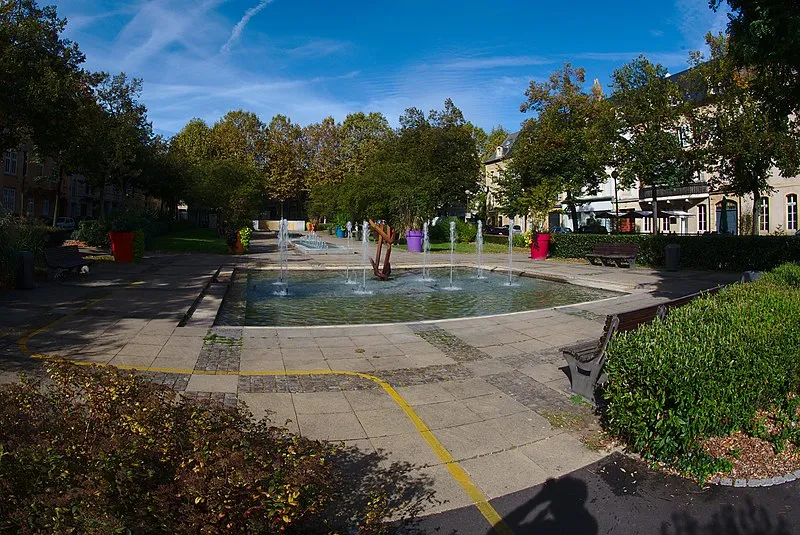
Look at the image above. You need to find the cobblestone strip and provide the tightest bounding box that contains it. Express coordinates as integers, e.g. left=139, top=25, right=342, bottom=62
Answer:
left=135, top=370, right=191, bottom=391
left=238, top=373, right=377, bottom=393
left=409, top=325, right=491, bottom=362
left=484, top=371, right=583, bottom=417
left=379, top=364, right=473, bottom=387
left=237, top=364, right=474, bottom=393
left=195, top=328, right=242, bottom=373
left=182, top=391, right=238, bottom=409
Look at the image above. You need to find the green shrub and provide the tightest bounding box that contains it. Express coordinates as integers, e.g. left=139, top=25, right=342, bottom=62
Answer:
left=550, top=233, right=800, bottom=271
left=239, top=226, right=253, bottom=252
left=0, top=214, right=48, bottom=288
left=761, top=262, right=800, bottom=287
left=133, top=229, right=145, bottom=262
left=0, top=363, right=423, bottom=533
left=603, top=268, right=800, bottom=480
left=71, top=220, right=111, bottom=247
left=428, top=218, right=477, bottom=243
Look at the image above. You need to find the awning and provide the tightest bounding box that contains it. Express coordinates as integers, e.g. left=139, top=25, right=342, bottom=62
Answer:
left=660, top=210, right=695, bottom=217
left=615, top=210, right=653, bottom=219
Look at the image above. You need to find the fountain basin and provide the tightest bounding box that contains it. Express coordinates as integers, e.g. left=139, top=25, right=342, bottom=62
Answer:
left=217, top=267, right=621, bottom=327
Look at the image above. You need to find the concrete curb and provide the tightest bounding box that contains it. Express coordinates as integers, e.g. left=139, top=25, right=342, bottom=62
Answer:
left=709, top=469, right=800, bottom=488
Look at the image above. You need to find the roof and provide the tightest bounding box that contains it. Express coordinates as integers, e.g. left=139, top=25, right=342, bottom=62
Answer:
left=483, top=131, right=520, bottom=164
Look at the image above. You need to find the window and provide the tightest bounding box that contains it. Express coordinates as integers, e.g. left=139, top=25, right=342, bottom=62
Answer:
left=661, top=216, right=670, bottom=232
left=2, top=188, right=16, bottom=213
left=788, top=194, right=798, bottom=231
left=698, top=204, right=707, bottom=232
left=759, top=197, right=769, bottom=232
left=42, top=199, right=49, bottom=216
left=4, top=151, right=17, bottom=175
left=643, top=216, right=652, bottom=233
left=26, top=199, right=33, bottom=217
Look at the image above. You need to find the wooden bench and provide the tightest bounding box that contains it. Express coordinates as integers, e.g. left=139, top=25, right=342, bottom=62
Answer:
left=44, top=246, right=93, bottom=279
left=561, top=287, right=720, bottom=404
left=586, top=243, right=639, bottom=268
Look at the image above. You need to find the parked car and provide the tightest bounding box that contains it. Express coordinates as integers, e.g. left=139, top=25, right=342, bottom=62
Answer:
left=54, top=217, right=75, bottom=230
left=550, top=226, right=573, bottom=234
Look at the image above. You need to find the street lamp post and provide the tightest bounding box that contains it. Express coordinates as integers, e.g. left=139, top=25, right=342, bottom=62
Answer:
left=611, top=170, right=620, bottom=233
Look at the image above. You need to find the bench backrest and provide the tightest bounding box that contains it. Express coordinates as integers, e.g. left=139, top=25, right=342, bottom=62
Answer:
left=592, top=243, right=639, bottom=256
left=45, top=245, right=82, bottom=264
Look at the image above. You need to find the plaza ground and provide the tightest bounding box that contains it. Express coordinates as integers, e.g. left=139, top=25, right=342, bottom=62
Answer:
left=4, top=230, right=793, bottom=534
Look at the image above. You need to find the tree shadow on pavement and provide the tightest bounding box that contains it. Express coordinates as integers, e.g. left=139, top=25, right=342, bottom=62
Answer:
left=491, top=476, right=598, bottom=535
left=661, top=496, right=792, bottom=535
left=309, top=444, right=439, bottom=534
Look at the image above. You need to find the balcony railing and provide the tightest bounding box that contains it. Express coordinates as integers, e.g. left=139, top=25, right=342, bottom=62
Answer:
left=639, top=182, right=708, bottom=200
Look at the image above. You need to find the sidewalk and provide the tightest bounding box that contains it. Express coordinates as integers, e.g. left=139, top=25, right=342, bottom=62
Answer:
left=0, top=238, right=741, bottom=530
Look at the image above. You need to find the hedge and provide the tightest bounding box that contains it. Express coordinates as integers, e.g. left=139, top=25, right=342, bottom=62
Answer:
left=549, top=233, right=800, bottom=272
left=603, top=263, right=800, bottom=480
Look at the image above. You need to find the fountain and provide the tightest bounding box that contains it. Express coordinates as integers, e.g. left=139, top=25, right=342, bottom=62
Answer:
left=506, top=217, right=516, bottom=286
left=420, top=221, right=433, bottom=282
left=345, top=221, right=356, bottom=284
left=476, top=220, right=485, bottom=279
left=274, top=218, right=289, bottom=295
left=444, top=220, right=460, bottom=290
left=356, top=220, right=372, bottom=295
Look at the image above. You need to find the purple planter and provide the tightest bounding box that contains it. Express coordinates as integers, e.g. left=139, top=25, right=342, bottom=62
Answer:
left=406, top=229, right=423, bottom=253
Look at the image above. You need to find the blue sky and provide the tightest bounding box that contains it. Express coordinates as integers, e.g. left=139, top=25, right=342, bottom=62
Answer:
left=60, top=0, right=730, bottom=136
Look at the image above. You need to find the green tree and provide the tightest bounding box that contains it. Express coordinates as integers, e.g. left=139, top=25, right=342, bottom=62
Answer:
left=611, top=56, right=698, bottom=233
left=0, top=0, right=85, bottom=151
left=186, top=159, right=259, bottom=226
left=210, top=110, right=264, bottom=164
left=505, top=64, right=616, bottom=230
left=340, top=111, right=392, bottom=176
left=689, top=33, right=800, bottom=235
left=303, top=116, right=345, bottom=190
left=92, top=72, right=154, bottom=199
left=397, top=99, right=481, bottom=217
left=171, top=119, right=214, bottom=165
left=710, top=0, right=800, bottom=124
left=264, top=114, right=306, bottom=210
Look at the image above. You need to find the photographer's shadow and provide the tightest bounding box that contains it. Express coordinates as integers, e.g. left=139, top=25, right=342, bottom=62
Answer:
left=492, top=476, right=598, bottom=535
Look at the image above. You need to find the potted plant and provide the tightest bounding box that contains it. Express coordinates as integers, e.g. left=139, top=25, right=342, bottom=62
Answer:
left=521, top=185, right=557, bottom=261
left=332, top=213, right=348, bottom=238
left=108, top=207, right=139, bottom=263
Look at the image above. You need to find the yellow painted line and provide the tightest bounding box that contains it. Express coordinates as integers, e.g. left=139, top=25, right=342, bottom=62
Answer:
left=17, top=299, right=512, bottom=535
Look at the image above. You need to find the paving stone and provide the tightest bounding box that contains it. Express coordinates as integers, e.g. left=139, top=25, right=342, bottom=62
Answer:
left=410, top=326, right=491, bottom=362
left=182, top=391, right=238, bottom=409
left=461, top=449, right=550, bottom=499
left=734, top=479, right=746, bottom=487
left=186, top=374, right=239, bottom=393
left=720, top=478, right=733, bottom=486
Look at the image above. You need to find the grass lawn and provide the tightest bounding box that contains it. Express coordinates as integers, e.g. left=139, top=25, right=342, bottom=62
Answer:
left=395, top=241, right=527, bottom=254
left=148, top=228, right=229, bottom=254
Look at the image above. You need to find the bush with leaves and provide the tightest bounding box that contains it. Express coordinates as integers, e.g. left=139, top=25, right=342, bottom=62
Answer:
left=239, top=226, right=253, bottom=252
left=0, top=213, right=48, bottom=288
left=0, top=363, right=428, bottom=533
left=71, top=219, right=111, bottom=247
left=549, top=233, right=800, bottom=271
left=603, top=264, right=800, bottom=480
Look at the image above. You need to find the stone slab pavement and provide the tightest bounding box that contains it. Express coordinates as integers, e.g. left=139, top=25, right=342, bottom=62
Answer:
left=0, top=235, right=741, bottom=530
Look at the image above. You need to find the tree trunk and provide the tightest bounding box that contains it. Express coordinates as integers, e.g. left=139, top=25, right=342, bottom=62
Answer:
left=568, top=201, right=579, bottom=232
left=651, top=185, right=659, bottom=234
left=752, top=191, right=760, bottom=236
left=52, top=165, right=65, bottom=226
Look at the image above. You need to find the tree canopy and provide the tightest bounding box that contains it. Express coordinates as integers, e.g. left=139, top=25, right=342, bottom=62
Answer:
left=502, top=64, right=616, bottom=230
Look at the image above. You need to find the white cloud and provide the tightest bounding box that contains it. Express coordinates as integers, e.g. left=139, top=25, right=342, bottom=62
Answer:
left=221, top=0, right=273, bottom=54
